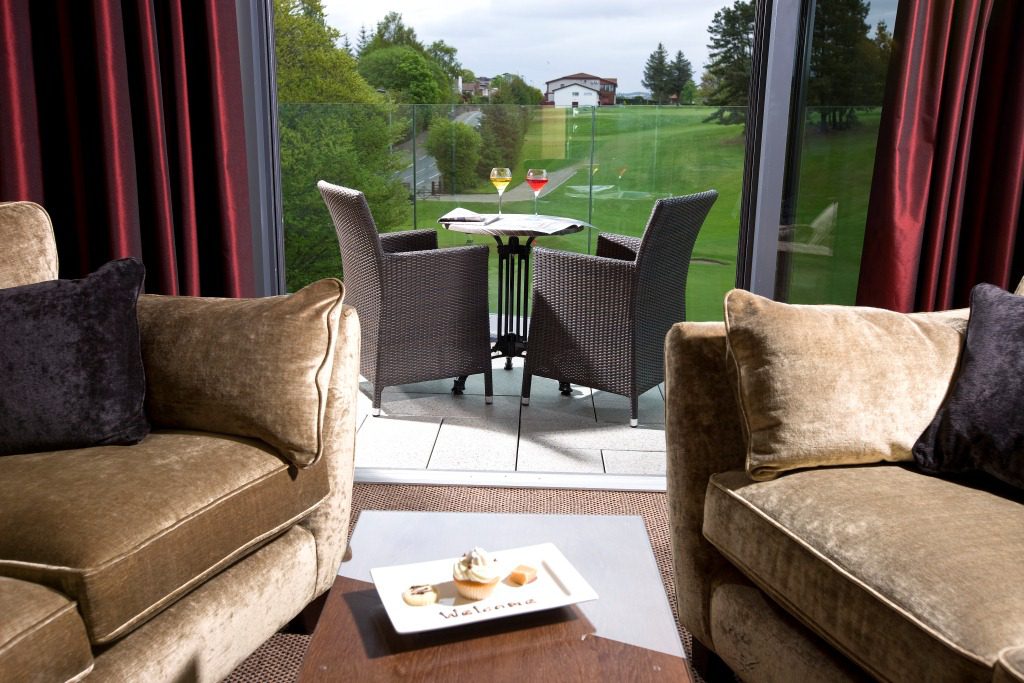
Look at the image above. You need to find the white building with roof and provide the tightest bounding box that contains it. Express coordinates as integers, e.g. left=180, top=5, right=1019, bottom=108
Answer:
left=549, top=82, right=599, bottom=109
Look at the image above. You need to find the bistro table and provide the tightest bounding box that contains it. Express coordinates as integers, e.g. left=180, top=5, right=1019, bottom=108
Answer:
left=439, top=210, right=591, bottom=393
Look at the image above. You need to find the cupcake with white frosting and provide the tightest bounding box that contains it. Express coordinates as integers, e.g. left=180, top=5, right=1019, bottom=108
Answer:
left=452, top=547, right=500, bottom=600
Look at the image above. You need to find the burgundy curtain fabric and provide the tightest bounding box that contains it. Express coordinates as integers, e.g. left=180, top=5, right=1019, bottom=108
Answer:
left=856, top=0, right=1024, bottom=312
left=0, top=0, right=253, bottom=297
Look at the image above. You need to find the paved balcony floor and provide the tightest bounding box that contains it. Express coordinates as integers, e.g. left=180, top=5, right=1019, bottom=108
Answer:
left=354, top=357, right=667, bottom=487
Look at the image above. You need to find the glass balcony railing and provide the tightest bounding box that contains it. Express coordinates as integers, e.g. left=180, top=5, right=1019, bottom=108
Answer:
left=279, top=103, right=876, bottom=320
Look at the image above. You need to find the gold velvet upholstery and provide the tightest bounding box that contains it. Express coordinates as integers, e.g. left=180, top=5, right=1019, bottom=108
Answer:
left=665, top=306, right=1022, bottom=683
left=996, top=647, right=1024, bottom=683
left=664, top=322, right=746, bottom=649
left=0, top=433, right=330, bottom=644
left=0, top=577, right=93, bottom=683
left=708, top=578, right=872, bottom=682
left=704, top=467, right=1024, bottom=682
left=138, top=279, right=346, bottom=468
left=0, top=202, right=58, bottom=289
left=723, top=289, right=966, bottom=480
left=0, top=200, right=361, bottom=679
left=89, top=526, right=319, bottom=683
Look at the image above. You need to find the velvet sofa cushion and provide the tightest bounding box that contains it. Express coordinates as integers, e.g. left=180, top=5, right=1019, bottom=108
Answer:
left=0, top=201, right=59, bottom=288
left=0, top=577, right=93, bottom=683
left=703, top=466, right=1024, bottom=682
left=137, top=278, right=345, bottom=468
left=0, top=258, right=149, bottom=456
left=0, top=432, right=330, bottom=644
left=723, top=289, right=966, bottom=480
left=913, top=284, right=1024, bottom=489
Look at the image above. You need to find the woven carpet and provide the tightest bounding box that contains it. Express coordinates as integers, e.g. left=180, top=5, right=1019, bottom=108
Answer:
left=226, top=482, right=695, bottom=681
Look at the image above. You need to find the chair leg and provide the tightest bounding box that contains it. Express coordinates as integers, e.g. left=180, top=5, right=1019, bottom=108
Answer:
left=521, top=372, right=532, bottom=406
left=630, top=394, right=638, bottom=428
left=484, top=369, right=493, bottom=404
left=373, top=388, right=382, bottom=417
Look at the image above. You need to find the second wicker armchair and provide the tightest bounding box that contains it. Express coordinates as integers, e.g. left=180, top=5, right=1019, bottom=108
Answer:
left=521, top=190, right=718, bottom=426
left=319, top=181, right=493, bottom=415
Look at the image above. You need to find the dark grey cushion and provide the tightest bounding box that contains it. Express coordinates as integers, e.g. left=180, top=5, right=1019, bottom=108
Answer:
left=0, top=258, right=149, bottom=455
left=913, top=283, right=1024, bottom=489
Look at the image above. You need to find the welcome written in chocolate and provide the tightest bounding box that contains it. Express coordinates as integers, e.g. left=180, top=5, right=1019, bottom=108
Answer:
left=438, top=598, right=537, bottom=620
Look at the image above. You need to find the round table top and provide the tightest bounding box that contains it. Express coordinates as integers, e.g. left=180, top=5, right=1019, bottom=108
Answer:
left=439, top=211, right=591, bottom=238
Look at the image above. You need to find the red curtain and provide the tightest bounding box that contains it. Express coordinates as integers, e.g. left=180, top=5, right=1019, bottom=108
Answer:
left=0, top=0, right=253, bottom=297
left=856, top=0, right=1024, bottom=312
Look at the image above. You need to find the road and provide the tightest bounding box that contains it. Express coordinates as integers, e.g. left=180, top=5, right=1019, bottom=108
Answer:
left=394, top=110, right=482, bottom=195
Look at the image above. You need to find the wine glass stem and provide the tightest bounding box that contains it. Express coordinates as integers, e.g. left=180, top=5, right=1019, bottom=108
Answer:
left=534, top=192, right=539, bottom=214
left=498, top=193, right=503, bottom=216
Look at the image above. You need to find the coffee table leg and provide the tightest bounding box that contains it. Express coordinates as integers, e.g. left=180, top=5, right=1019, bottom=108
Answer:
left=452, top=376, right=467, bottom=394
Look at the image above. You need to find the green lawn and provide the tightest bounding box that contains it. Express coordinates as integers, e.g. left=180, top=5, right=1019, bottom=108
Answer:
left=365, top=105, right=878, bottom=320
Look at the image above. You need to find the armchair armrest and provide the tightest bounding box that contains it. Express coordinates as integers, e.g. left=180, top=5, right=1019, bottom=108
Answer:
left=383, top=244, right=489, bottom=294
left=664, top=321, right=747, bottom=650
left=136, top=279, right=347, bottom=468
left=532, top=246, right=637, bottom=317
left=380, top=229, right=438, bottom=253
left=595, top=232, right=641, bottom=261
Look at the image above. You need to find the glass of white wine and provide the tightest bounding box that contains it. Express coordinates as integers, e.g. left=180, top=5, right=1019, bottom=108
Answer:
left=490, top=167, right=511, bottom=215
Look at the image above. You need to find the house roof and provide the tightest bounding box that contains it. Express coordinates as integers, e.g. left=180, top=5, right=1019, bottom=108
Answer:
left=549, top=82, right=599, bottom=94
left=546, top=72, right=601, bottom=85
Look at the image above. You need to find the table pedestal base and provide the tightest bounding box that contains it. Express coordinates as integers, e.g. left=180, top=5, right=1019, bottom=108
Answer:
left=493, top=235, right=534, bottom=364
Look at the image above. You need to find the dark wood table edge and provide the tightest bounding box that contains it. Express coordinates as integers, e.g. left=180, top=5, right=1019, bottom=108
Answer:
left=298, top=576, right=692, bottom=682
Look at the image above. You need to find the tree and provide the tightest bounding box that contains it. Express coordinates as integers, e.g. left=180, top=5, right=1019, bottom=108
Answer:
left=703, top=0, right=755, bottom=125
left=362, top=11, right=422, bottom=55
left=491, top=74, right=543, bottom=105
left=427, top=40, right=462, bottom=83
left=355, top=25, right=370, bottom=54
left=357, top=45, right=449, bottom=104
left=426, top=119, right=481, bottom=192
left=668, top=50, right=694, bottom=103
left=642, top=43, right=671, bottom=103
left=807, top=0, right=877, bottom=129
left=869, top=20, right=893, bottom=104
left=274, top=0, right=407, bottom=290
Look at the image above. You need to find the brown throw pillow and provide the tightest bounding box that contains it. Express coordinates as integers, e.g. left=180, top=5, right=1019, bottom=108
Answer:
left=137, top=279, right=346, bottom=467
left=724, top=289, right=965, bottom=480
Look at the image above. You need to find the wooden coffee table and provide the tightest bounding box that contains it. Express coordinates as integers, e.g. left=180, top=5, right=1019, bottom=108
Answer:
left=299, top=511, right=692, bottom=681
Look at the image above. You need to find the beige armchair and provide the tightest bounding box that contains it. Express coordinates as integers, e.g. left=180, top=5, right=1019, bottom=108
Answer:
left=0, top=201, right=360, bottom=682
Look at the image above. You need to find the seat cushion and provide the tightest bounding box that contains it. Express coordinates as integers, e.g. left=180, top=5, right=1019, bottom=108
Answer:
left=0, top=432, right=330, bottom=644
left=0, top=576, right=93, bottom=683
left=703, top=466, right=1024, bottom=683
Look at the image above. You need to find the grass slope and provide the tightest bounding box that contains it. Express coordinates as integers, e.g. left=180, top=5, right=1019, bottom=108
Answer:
left=376, top=105, right=878, bottom=320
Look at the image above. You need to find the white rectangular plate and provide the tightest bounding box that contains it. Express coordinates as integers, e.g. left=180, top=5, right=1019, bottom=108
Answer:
left=370, top=542, right=598, bottom=634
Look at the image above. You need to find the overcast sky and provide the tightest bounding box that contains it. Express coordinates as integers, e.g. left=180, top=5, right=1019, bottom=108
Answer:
left=321, top=1, right=899, bottom=94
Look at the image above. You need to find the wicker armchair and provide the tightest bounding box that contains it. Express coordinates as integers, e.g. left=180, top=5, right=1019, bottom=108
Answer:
left=318, top=181, right=492, bottom=414
left=521, top=190, right=718, bottom=426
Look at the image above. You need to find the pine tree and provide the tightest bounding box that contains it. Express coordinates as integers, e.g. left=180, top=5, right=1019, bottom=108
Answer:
left=807, top=0, right=872, bottom=129
left=356, top=25, right=370, bottom=55
left=703, top=0, right=755, bottom=124
left=668, top=50, right=693, bottom=103
left=642, top=43, right=670, bottom=104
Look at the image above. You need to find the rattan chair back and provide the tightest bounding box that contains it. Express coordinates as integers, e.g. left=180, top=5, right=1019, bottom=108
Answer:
left=632, top=190, right=718, bottom=390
